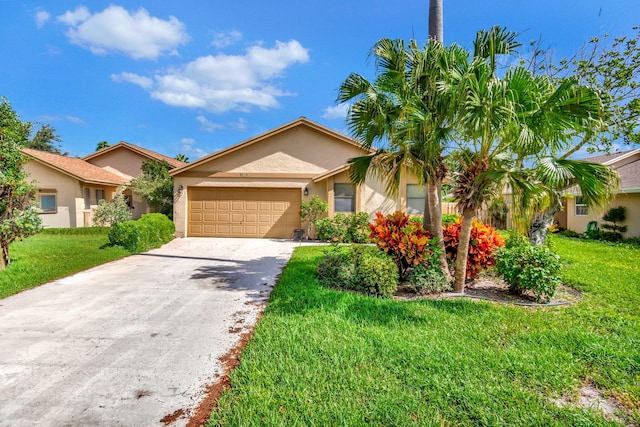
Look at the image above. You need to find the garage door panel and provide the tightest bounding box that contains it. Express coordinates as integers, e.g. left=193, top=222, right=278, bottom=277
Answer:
left=187, top=187, right=300, bottom=238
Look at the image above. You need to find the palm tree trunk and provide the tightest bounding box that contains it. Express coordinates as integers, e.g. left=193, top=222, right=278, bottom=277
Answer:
left=0, top=244, right=9, bottom=270
left=424, top=182, right=451, bottom=281
left=529, top=199, right=561, bottom=245
left=453, top=207, right=475, bottom=293
left=429, top=0, right=444, bottom=42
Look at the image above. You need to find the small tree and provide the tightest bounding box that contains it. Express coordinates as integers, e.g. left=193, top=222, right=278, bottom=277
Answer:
left=0, top=98, right=42, bottom=268
left=130, top=160, right=174, bottom=218
left=601, top=206, right=627, bottom=235
left=175, top=153, right=189, bottom=162
left=93, top=186, right=133, bottom=226
left=299, top=195, right=327, bottom=239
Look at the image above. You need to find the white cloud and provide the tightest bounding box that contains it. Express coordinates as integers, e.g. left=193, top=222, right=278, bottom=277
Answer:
left=111, top=72, right=154, bottom=89
left=65, top=115, right=86, bottom=124
left=196, top=115, right=224, bottom=133
left=57, top=5, right=188, bottom=60
left=37, top=114, right=86, bottom=125
left=143, top=39, right=309, bottom=112
left=212, top=30, right=242, bottom=48
left=322, top=103, right=350, bottom=120
left=57, top=6, right=90, bottom=26
left=35, top=9, right=50, bottom=29
left=179, top=137, right=208, bottom=159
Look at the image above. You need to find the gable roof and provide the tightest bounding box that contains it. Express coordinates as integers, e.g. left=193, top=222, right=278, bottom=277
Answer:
left=83, top=141, right=187, bottom=169
left=170, top=117, right=367, bottom=176
left=584, top=148, right=640, bottom=192
left=584, top=148, right=640, bottom=166
left=22, top=148, right=127, bottom=186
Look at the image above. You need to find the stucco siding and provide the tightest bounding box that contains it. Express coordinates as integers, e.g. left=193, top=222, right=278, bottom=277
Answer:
left=185, top=127, right=365, bottom=175
left=86, top=147, right=146, bottom=178
left=25, top=161, right=81, bottom=228
left=565, top=193, right=640, bottom=237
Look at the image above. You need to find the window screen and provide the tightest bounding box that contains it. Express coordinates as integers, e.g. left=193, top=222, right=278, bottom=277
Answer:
left=334, top=183, right=355, bottom=213
left=407, top=184, right=426, bottom=214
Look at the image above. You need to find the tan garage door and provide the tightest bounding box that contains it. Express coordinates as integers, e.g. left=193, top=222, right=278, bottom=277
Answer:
left=188, top=187, right=301, bottom=238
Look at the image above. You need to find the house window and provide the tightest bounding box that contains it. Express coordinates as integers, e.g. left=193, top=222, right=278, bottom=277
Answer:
left=334, top=183, right=355, bottom=213
left=96, top=189, right=105, bottom=202
left=83, top=188, right=91, bottom=209
left=575, top=197, right=588, bottom=216
left=39, top=190, right=57, bottom=214
left=407, top=184, right=426, bottom=214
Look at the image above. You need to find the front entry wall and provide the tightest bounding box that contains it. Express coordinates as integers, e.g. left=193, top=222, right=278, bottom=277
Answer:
left=188, top=187, right=301, bottom=238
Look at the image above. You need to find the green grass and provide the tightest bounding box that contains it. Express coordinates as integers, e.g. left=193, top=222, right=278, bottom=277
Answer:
left=0, top=229, right=131, bottom=299
left=210, top=236, right=639, bottom=426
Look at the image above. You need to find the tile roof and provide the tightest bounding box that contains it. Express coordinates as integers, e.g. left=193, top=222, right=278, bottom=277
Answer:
left=23, top=148, right=127, bottom=186
left=83, top=141, right=187, bottom=169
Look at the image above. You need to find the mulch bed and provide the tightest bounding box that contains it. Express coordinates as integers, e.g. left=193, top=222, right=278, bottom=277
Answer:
left=396, top=277, right=582, bottom=306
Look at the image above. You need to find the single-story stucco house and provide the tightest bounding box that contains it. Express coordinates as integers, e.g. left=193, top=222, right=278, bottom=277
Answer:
left=171, top=117, right=427, bottom=238
left=23, top=142, right=186, bottom=228
left=556, top=148, right=640, bottom=237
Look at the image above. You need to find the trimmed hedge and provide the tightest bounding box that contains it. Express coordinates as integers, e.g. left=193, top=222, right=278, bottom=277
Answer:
left=108, top=213, right=175, bottom=253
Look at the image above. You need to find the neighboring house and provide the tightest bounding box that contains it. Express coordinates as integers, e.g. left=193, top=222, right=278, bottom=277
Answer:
left=82, top=141, right=186, bottom=216
left=23, top=149, right=127, bottom=228
left=557, top=148, right=640, bottom=237
left=23, top=142, right=186, bottom=228
left=171, top=117, right=427, bottom=238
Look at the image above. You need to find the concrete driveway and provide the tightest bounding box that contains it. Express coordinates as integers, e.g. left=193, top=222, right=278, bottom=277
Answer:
left=0, top=238, right=298, bottom=427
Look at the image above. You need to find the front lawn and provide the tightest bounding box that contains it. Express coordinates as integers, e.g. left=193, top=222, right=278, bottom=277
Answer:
left=0, top=228, right=131, bottom=299
left=209, top=236, right=639, bottom=426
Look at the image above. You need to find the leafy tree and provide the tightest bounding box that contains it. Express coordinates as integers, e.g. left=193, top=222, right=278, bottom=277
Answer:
left=130, top=160, right=174, bottom=218
left=0, top=98, right=42, bottom=269
left=530, top=26, right=640, bottom=152
left=96, top=141, right=110, bottom=151
left=92, top=186, right=133, bottom=226
left=175, top=153, right=189, bottom=162
left=299, top=195, right=327, bottom=239
left=26, top=124, right=65, bottom=154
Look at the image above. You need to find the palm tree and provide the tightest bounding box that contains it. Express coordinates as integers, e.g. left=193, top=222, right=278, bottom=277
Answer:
left=429, top=0, right=443, bottom=42
left=338, top=38, right=468, bottom=280
left=449, top=27, right=613, bottom=292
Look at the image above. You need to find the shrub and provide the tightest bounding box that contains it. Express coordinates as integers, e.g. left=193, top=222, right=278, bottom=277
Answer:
left=93, top=186, right=132, bottom=226
left=557, top=229, right=582, bottom=238
left=299, top=195, right=328, bottom=239
left=441, top=213, right=460, bottom=225
left=442, top=218, right=505, bottom=280
left=406, top=262, right=451, bottom=295
left=316, top=245, right=357, bottom=290
left=585, top=229, right=623, bottom=242
left=358, top=254, right=399, bottom=298
left=314, top=212, right=370, bottom=243
left=316, top=244, right=398, bottom=298
left=369, top=211, right=434, bottom=280
left=495, top=244, right=562, bottom=303
left=108, top=213, right=174, bottom=253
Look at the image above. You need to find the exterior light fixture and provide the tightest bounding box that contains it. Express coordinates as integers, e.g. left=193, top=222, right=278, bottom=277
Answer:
left=304, top=187, right=309, bottom=196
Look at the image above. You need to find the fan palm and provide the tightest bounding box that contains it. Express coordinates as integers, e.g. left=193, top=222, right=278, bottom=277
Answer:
left=338, top=38, right=468, bottom=280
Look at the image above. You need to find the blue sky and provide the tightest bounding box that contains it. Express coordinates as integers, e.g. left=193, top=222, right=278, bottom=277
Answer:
left=2, top=1, right=638, bottom=159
